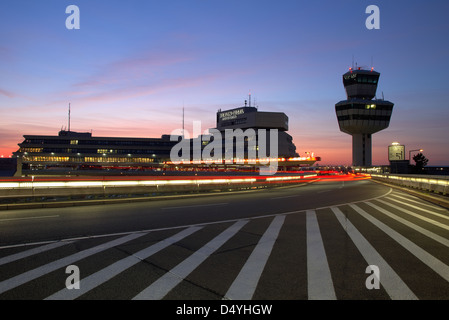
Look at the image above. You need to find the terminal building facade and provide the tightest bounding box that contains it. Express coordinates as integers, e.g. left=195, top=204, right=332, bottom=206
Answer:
left=215, top=104, right=297, bottom=159
left=13, top=131, right=176, bottom=175
left=12, top=100, right=316, bottom=175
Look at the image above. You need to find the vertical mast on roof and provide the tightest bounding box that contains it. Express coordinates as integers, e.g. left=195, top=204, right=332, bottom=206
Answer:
left=68, top=103, right=71, bottom=132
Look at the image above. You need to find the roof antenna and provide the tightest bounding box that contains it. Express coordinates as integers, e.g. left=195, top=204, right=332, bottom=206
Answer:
left=182, top=102, right=185, bottom=138
left=68, top=103, right=71, bottom=132
left=249, top=90, right=251, bottom=107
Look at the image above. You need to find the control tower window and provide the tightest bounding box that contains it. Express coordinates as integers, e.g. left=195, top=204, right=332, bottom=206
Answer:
left=356, top=75, right=378, bottom=84
left=344, top=74, right=379, bottom=86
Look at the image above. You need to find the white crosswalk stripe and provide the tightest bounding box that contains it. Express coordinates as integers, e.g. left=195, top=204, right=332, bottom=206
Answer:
left=0, top=241, right=74, bottom=267
left=380, top=197, right=449, bottom=223
left=133, top=220, right=247, bottom=300
left=306, top=210, right=336, bottom=300
left=224, top=215, right=285, bottom=300
left=46, top=226, right=202, bottom=300
left=332, top=206, right=418, bottom=300
left=0, top=232, right=146, bottom=295
left=389, top=193, right=449, bottom=212
left=349, top=203, right=449, bottom=283
left=1, top=191, right=448, bottom=300
left=366, top=201, right=449, bottom=248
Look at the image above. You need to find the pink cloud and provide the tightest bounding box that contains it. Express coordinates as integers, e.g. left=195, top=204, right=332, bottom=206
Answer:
left=0, top=88, right=16, bottom=98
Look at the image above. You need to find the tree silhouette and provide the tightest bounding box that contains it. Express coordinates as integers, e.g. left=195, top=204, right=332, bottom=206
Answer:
left=412, top=152, right=429, bottom=173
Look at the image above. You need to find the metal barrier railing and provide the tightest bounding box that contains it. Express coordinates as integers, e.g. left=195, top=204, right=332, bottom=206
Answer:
left=371, top=174, right=449, bottom=195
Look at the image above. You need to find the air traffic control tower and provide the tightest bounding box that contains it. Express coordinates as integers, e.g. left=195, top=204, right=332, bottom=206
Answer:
left=335, top=67, right=394, bottom=167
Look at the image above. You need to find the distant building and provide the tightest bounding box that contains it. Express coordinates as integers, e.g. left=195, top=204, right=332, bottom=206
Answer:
left=13, top=131, right=176, bottom=175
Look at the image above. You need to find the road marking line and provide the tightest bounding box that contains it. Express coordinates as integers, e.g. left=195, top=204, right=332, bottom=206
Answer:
left=0, top=241, right=73, bottom=267
left=314, top=187, right=393, bottom=210
left=375, top=199, right=449, bottom=230
left=224, top=215, right=285, bottom=300
left=389, top=193, right=448, bottom=212
left=306, top=210, right=336, bottom=300
left=46, top=226, right=202, bottom=300
left=270, top=194, right=299, bottom=199
left=0, top=232, right=146, bottom=295
left=0, top=215, right=59, bottom=222
left=332, top=206, right=417, bottom=300
left=365, top=202, right=449, bottom=248
left=350, top=203, right=449, bottom=284
left=383, top=197, right=449, bottom=221
left=133, top=220, right=248, bottom=300
left=161, top=203, right=228, bottom=210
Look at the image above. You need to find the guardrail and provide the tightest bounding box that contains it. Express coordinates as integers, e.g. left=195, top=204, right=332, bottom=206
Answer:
left=371, top=174, right=449, bottom=196
left=0, top=174, right=318, bottom=209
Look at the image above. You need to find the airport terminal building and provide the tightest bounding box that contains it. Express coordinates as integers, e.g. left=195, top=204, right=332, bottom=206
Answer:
left=12, top=100, right=316, bottom=175
left=13, top=130, right=176, bottom=175
left=215, top=104, right=297, bottom=159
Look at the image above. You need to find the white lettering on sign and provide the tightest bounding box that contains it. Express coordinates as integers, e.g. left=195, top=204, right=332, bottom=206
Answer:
left=219, top=109, right=245, bottom=121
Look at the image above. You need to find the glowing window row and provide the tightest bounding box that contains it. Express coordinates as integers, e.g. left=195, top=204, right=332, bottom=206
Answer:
left=23, top=156, right=155, bottom=163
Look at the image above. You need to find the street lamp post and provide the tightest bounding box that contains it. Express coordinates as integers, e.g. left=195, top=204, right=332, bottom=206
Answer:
left=409, top=149, right=423, bottom=164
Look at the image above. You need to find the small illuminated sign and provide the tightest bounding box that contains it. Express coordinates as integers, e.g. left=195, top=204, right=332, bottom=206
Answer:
left=388, top=144, right=405, bottom=161
left=219, top=108, right=245, bottom=121
left=344, top=73, right=357, bottom=80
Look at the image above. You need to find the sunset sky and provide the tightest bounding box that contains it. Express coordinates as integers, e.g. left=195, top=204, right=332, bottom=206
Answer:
left=1, top=1, right=448, bottom=166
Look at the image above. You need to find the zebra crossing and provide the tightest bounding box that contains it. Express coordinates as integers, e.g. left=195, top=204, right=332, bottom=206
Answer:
left=0, top=190, right=448, bottom=300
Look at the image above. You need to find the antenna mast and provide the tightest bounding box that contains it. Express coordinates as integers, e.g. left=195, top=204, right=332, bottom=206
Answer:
left=182, top=103, right=185, bottom=138
left=68, top=103, right=71, bottom=132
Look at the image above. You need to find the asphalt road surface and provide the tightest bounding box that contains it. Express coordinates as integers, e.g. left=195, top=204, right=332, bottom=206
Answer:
left=1, top=177, right=448, bottom=300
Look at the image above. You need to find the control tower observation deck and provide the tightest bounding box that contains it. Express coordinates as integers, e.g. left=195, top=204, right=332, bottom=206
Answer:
left=335, top=67, right=394, bottom=167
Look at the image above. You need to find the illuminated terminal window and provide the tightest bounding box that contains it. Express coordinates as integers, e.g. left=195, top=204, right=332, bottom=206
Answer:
left=24, top=156, right=70, bottom=162
left=85, top=157, right=154, bottom=163
left=97, top=149, right=118, bottom=154
left=70, top=140, right=79, bottom=145
left=19, top=147, right=43, bottom=153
